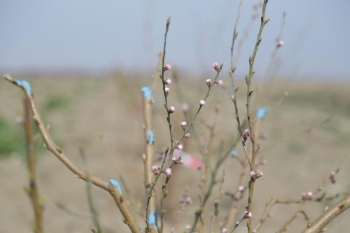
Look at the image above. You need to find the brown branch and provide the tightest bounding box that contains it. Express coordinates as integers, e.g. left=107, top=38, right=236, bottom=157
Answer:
left=4, top=74, right=140, bottom=233
left=4, top=74, right=109, bottom=190
left=245, top=1, right=270, bottom=232
left=109, top=182, right=141, bottom=233
left=223, top=158, right=248, bottom=229
left=23, top=96, right=44, bottom=233
left=142, top=87, right=158, bottom=233
left=302, top=193, right=350, bottom=233
left=254, top=198, right=301, bottom=232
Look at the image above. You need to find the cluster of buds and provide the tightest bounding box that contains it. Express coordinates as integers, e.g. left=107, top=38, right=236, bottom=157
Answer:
left=179, top=194, right=193, bottom=205
left=199, top=100, right=206, bottom=106
left=212, top=62, right=220, bottom=72
left=250, top=170, right=263, bottom=179
left=301, top=191, right=313, bottom=201
left=252, top=2, right=262, bottom=19
left=181, top=122, right=187, bottom=130
left=164, top=64, right=171, bottom=71
left=244, top=211, right=252, bottom=219
left=243, top=129, right=250, bottom=141
left=184, top=133, right=190, bottom=138
left=172, top=156, right=184, bottom=164
left=151, top=165, right=161, bottom=175
left=330, top=171, right=337, bottom=184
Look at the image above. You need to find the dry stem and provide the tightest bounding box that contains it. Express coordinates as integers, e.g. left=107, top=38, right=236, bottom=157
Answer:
left=4, top=74, right=140, bottom=233
left=23, top=96, right=44, bottom=233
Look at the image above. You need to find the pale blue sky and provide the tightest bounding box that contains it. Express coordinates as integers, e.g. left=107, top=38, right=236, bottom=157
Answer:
left=1, top=0, right=349, bottom=79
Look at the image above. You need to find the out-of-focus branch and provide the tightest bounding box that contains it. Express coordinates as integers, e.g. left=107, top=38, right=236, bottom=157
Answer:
left=245, top=1, right=270, bottom=232
left=141, top=86, right=158, bottom=233
left=4, top=75, right=110, bottom=191
left=302, top=193, right=350, bottom=233
left=109, top=181, right=141, bottom=233
left=23, top=96, right=44, bottom=233
left=223, top=157, right=248, bottom=229
left=4, top=74, right=140, bottom=233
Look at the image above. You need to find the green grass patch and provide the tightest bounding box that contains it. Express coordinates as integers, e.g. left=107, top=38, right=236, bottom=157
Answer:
left=0, top=116, right=46, bottom=159
left=43, top=95, right=70, bottom=112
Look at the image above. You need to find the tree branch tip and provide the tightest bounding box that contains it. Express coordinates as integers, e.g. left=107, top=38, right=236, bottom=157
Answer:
left=109, top=179, right=123, bottom=195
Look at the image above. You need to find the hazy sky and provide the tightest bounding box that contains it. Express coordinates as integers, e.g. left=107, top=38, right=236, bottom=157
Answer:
left=1, top=0, right=349, bottom=79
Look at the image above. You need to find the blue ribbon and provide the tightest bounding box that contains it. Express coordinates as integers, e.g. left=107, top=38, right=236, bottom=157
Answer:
left=141, top=86, right=152, bottom=100
left=256, top=107, right=269, bottom=119
left=15, top=79, right=32, bottom=95
left=146, top=130, right=155, bottom=144
left=148, top=211, right=158, bottom=230
left=231, top=150, right=238, bottom=157
left=109, top=179, right=123, bottom=194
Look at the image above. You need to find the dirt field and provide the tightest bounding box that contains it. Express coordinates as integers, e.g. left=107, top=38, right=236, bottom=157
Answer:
left=0, top=73, right=349, bottom=233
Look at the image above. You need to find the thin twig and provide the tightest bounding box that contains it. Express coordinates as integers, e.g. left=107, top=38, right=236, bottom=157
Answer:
left=245, top=1, right=270, bottom=232
left=79, top=146, right=102, bottom=233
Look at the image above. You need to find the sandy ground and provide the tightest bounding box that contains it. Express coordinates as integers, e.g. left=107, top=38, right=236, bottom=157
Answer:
left=0, top=73, right=349, bottom=233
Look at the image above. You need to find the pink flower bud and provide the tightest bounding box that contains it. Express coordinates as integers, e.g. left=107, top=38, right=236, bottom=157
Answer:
left=164, top=64, right=171, bottom=71
left=216, top=80, right=223, bottom=86
left=256, top=171, right=263, bottom=178
left=222, top=228, right=228, bottom=233
left=206, top=79, right=212, bottom=86
left=185, top=196, right=193, bottom=205
left=164, top=168, right=172, bottom=176
left=184, top=133, right=190, bottom=138
left=177, top=144, right=183, bottom=150
left=250, top=170, right=263, bottom=179
left=243, top=129, right=250, bottom=141
left=250, top=171, right=255, bottom=178
left=165, top=78, right=172, bottom=85
left=199, top=100, right=205, bottom=106
left=181, top=122, right=187, bottom=130
left=186, top=224, right=191, bottom=230
left=238, top=185, right=245, bottom=192
left=245, top=211, right=252, bottom=219
left=252, top=12, right=259, bottom=19
left=212, top=63, right=220, bottom=72
left=152, top=165, right=160, bottom=175
left=330, top=171, right=336, bottom=177
left=302, top=191, right=313, bottom=201
left=168, top=106, right=175, bottom=113
left=277, top=40, right=284, bottom=48
left=181, top=103, right=189, bottom=112
left=165, top=87, right=170, bottom=95
left=307, top=192, right=313, bottom=199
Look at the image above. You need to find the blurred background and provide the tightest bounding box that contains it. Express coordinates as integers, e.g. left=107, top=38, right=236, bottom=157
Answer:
left=1, top=1, right=349, bottom=233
